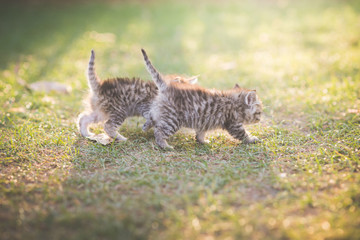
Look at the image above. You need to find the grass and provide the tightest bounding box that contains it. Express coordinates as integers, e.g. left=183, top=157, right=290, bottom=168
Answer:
left=0, top=0, right=359, bottom=239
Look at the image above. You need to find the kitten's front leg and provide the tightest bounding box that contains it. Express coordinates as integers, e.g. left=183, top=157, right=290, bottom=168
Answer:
left=226, top=123, right=259, bottom=144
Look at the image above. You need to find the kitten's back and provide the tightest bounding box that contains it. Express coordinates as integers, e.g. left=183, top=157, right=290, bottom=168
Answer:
left=141, top=48, right=263, bottom=149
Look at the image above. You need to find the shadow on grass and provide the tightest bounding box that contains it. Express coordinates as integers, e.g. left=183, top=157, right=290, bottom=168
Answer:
left=0, top=1, right=198, bottom=84
left=1, top=1, right=360, bottom=239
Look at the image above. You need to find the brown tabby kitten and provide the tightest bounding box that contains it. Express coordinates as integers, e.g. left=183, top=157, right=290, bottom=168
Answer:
left=78, top=50, right=198, bottom=142
left=141, top=49, right=263, bottom=149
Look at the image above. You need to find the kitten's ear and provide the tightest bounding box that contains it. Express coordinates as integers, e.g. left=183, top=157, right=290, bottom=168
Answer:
left=172, top=76, right=181, bottom=83
left=187, top=75, right=199, bottom=84
left=245, top=90, right=257, bottom=105
left=234, top=83, right=240, bottom=89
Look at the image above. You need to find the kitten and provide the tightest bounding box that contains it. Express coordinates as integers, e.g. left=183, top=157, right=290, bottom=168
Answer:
left=141, top=48, right=263, bottom=149
left=78, top=50, right=198, bottom=142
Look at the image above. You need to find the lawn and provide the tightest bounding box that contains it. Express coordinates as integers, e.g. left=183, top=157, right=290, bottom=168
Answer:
left=0, top=0, right=359, bottom=239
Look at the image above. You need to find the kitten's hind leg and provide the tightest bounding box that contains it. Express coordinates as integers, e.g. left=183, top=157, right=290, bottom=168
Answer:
left=195, top=131, right=209, bottom=144
left=142, top=119, right=153, bottom=132
left=78, top=111, right=98, bottom=138
left=154, top=127, right=173, bottom=149
left=104, top=116, right=127, bottom=141
left=153, top=114, right=180, bottom=149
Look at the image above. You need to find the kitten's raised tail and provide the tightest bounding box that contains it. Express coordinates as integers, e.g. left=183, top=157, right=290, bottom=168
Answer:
left=88, top=49, right=100, bottom=92
left=141, top=48, right=167, bottom=92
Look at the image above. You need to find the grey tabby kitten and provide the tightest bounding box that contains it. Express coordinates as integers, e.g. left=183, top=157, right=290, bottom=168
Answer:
left=78, top=50, right=198, bottom=142
left=141, top=49, right=263, bottom=149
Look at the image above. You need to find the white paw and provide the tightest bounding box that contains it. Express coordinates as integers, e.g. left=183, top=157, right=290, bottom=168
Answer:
left=158, top=143, right=174, bottom=150
left=142, top=125, right=150, bottom=132
left=243, top=136, right=259, bottom=144
left=85, top=133, right=96, bottom=140
left=197, top=139, right=210, bottom=144
left=164, top=145, right=174, bottom=150
left=89, top=133, right=112, bottom=145
left=115, top=136, right=127, bottom=142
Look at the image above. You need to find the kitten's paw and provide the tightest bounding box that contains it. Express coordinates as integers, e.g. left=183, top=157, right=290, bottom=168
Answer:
left=88, top=133, right=112, bottom=145
left=115, top=135, right=127, bottom=142
left=157, top=142, right=174, bottom=150
left=160, top=143, right=174, bottom=150
left=99, top=136, right=113, bottom=145
left=243, top=136, right=259, bottom=144
left=163, top=145, right=174, bottom=151
left=142, top=120, right=153, bottom=132
left=85, top=133, right=96, bottom=140
left=142, top=124, right=150, bottom=132
left=196, top=139, right=210, bottom=144
left=195, top=132, right=208, bottom=144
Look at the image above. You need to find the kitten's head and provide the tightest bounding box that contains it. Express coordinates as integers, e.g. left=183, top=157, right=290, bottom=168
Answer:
left=174, top=75, right=198, bottom=85
left=233, top=85, right=263, bottom=124
left=164, top=74, right=198, bottom=85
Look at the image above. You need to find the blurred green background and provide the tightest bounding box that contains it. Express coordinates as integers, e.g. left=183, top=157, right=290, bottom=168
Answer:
left=0, top=0, right=359, bottom=239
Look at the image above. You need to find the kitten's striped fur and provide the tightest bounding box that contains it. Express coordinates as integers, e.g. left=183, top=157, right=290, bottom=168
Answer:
left=78, top=50, right=198, bottom=142
left=141, top=49, right=263, bottom=149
